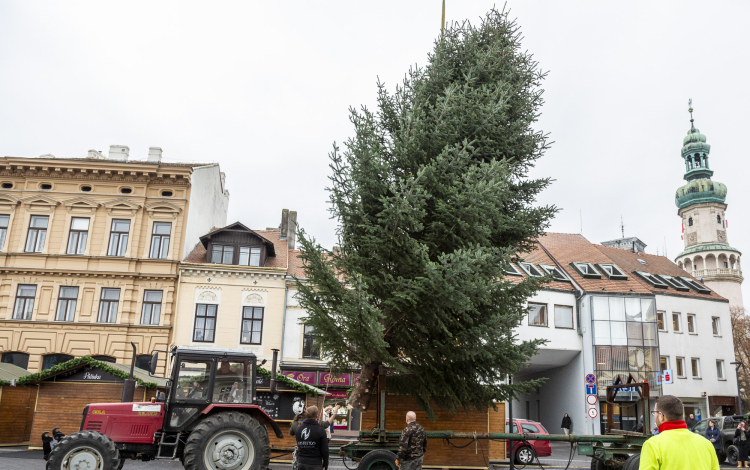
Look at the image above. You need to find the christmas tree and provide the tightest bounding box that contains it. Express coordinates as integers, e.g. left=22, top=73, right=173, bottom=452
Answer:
left=296, top=8, right=556, bottom=417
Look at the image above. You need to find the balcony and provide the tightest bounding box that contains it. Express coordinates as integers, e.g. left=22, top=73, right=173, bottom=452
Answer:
left=691, top=268, right=743, bottom=282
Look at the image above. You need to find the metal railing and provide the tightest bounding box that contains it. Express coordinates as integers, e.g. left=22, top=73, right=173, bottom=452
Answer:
left=692, top=268, right=743, bottom=278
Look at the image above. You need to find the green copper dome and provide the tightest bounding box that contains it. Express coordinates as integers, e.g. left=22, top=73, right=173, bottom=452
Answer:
left=675, top=178, right=726, bottom=209
left=682, top=127, right=711, bottom=157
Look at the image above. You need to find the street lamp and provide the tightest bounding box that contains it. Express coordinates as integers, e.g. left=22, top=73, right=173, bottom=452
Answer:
left=731, top=361, right=744, bottom=416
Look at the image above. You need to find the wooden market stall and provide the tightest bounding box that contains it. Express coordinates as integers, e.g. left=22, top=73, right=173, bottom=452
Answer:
left=0, top=363, right=34, bottom=445
left=19, top=357, right=167, bottom=448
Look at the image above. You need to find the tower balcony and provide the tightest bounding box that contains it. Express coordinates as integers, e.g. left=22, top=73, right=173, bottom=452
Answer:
left=691, top=268, right=743, bottom=283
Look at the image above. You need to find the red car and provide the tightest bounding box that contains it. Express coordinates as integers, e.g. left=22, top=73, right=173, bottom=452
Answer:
left=506, top=419, right=552, bottom=465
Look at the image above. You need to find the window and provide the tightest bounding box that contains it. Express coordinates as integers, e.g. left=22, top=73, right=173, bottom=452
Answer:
left=25, top=215, right=48, bottom=252
left=676, top=357, right=685, bottom=377
left=657, top=311, right=666, bottom=331
left=635, top=271, right=668, bottom=288
left=717, top=360, right=725, bottom=380
left=120, top=187, right=132, bottom=194
left=2, top=352, right=29, bottom=370
left=43, top=354, right=73, bottom=370
left=302, top=324, right=321, bottom=359
left=1, top=182, right=12, bottom=189
left=241, top=307, right=264, bottom=344
left=554, top=305, right=574, bottom=329
left=540, top=265, right=569, bottom=281
left=135, top=355, right=152, bottom=371
left=679, top=277, right=711, bottom=294
left=528, top=303, right=547, bottom=326
left=688, top=217, right=693, bottom=226
left=239, top=247, right=261, bottom=267
left=659, top=275, right=690, bottom=291
left=637, top=259, right=648, bottom=265
left=660, top=356, right=669, bottom=372
left=66, top=217, right=90, bottom=254
left=12, top=284, right=36, bottom=320
left=717, top=215, right=722, bottom=224
left=55, top=286, right=79, bottom=322
left=691, top=358, right=701, bottom=378
left=571, top=262, right=602, bottom=279
left=597, top=263, right=628, bottom=280
left=81, top=185, right=92, bottom=192
left=40, top=183, right=52, bottom=190
left=505, top=263, right=522, bottom=277
left=724, top=262, right=729, bottom=268
left=712, top=317, right=721, bottom=336
left=687, top=314, right=696, bottom=334
left=672, top=313, right=681, bottom=333
left=211, top=245, right=235, bottom=264
left=149, top=222, right=171, bottom=259
left=193, top=304, right=217, bottom=342
left=92, top=355, right=116, bottom=363
left=161, top=190, right=173, bottom=197
left=518, top=262, right=543, bottom=277
left=107, top=219, right=130, bottom=257
left=141, top=291, right=163, bottom=325
left=97, top=288, right=120, bottom=323
left=0, top=214, right=8, bottom=250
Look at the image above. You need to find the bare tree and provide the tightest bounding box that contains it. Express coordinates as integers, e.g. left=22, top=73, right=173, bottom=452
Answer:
left=730, top=306, right=750, bottom=411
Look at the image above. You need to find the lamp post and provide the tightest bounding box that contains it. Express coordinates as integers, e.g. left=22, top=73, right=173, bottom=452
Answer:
left=731, top=361, right=744, bottom=415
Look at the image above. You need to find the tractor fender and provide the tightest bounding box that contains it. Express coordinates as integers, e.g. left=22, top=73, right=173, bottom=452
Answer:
left=200, top=404, right=283, bottom=438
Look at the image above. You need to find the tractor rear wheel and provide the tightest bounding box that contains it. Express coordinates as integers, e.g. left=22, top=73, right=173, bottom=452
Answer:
left=183, top=411, right=270, bottom=470
left=357, top=450, right=398, bottom=470
left=45, top=431, right=120, bottom=470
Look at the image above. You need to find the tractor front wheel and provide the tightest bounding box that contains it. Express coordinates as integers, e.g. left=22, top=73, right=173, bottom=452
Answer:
left=183, top=411, right=270, bottom=470
left=45, top=431, right=120, bottom=470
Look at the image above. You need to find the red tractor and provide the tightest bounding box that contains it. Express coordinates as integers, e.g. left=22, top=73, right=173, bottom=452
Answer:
left=44, top=347, right=283, bottom=470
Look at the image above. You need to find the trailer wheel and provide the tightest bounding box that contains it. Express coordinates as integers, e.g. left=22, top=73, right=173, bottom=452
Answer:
left=515, top=445, right=535, bottom=465
left=589, top=458, right=605, bottom=470
left=622, top=454, right=640, bottom=470
left=183, top=411, right=270, bottom=470
left=727, top=445, right=739, bottom=466
left=45, top=431, right=120, bottom=470
left=357, top=450, right=398, bottom=470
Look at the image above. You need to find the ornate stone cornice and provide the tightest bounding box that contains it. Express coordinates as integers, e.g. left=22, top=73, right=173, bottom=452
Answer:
left=180, top=265, right=286, bottom=280
left=103, top=197, right=141, bottom=216
left=0, top=160, right=192, bottom=186
left=0, top=319, right=172, bottom=330
left=62, top=196, right=101, bottom=214
left=0, top=265, right=178, bottom=280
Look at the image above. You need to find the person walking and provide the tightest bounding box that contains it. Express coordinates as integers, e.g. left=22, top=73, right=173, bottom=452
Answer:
left=686, top=413, right=698, bottom=430
left=640, top=395, right=719, bottom=470
left=706, top=420, right=721, bottom=461
left=295, top=406, right=329, bottom=470
left=735, top=421, right=750, bottom=468
left=398, top=411, right=427, bottom=470
left=561, top=414, right=572, bottom=436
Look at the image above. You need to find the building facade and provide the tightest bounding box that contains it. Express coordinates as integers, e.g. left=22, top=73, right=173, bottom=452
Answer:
left=673, top=108, right=744, bottom=307
left=511, top=233, right=737, bottom=435
left=0, top=146, right=228, bottom=373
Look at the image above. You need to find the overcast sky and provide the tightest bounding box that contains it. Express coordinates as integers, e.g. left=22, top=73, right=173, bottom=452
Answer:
left=2, top=1, right=749, bottom=303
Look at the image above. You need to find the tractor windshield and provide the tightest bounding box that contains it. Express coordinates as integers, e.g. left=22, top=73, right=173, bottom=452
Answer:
left=215, top=360, right=252, bottom=403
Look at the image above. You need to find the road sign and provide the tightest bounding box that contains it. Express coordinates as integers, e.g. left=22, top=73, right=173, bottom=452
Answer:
left=585, top=374, right=596, bottom=384
left=663, top=369, right=674, bottom=384
left=588, top=408, right=599, bottom=419
left=587, top=395, right=598, bottom=406
left=586, top=384, right=597, bottom=395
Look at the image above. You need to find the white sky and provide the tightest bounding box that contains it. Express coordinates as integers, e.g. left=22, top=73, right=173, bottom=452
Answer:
left=1, top=1, right=749, bottom=303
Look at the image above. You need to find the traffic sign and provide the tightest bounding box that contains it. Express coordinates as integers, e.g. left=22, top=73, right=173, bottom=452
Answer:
left=587, top=395, right=598, bottom=406
left=585, top=374, right=596, bottom=384
left=588, top=408, right=599, bottom=419
left=586, top=384, right=597, bottom=395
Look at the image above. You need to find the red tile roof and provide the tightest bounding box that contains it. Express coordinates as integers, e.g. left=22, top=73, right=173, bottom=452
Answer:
left=287, top=250, right=307, bottom=278
left=182, top=229, right=288, bottom=270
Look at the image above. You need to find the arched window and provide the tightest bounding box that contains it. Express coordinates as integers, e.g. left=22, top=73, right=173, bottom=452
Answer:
left=2, top=352, right=29, bottom=369
left=135, top=355, right=152, bottom=371
left=688, top=217, right=693, bottom=227
left=92, top=355, right=116, bottom=363
left=717, top=215, right=722, bottom=224
left=43, top=354, right=73, bottom=370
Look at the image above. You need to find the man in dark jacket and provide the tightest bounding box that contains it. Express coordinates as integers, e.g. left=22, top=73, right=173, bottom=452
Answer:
left=295, top=406, right=329, bottom=470
left=686, top=413, right=697, bottom=429
left=398, top=411, right=426, bottom=470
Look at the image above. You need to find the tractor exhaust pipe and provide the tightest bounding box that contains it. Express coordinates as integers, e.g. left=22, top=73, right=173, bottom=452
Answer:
left=270, top=349, right=279, bottom=394
left=121, top=342, right=137, bottom=402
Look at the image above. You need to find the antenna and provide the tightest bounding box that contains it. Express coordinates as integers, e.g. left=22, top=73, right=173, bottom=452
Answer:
left=664, top=236, right=668, bottom=258
left=580, top=210, right=583, bottom=234
left=441, top=0, right=445, bottom=41
left=688, top=98, right=694, bottom=129
left=620, top=216, right=625, bottom=238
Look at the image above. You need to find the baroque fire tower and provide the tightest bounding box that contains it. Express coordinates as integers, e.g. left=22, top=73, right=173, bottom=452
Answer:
left=674, top=102, right=744, bottom=307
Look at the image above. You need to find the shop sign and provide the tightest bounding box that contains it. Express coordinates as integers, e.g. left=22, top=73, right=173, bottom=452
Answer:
left=282, top=371, right=317, bottom=385
left=319, top=373, right=351, bottom=387
left=56, top=367, right=121, bottom=383
left=327, top=390, right=349, bottom=399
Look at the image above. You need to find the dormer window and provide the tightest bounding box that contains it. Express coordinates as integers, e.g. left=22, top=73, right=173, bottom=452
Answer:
left=596, top=263, right=627, bottom=280
left=199, top=222, right=275, bottom=268
left=635, top=271, right=668, bottom=289
left=518, top=262, right=543, bottom=277
left=539, top=264, right=569, bottom=281
left=505, top=264, right=522, bottom=277
left=659, top=275, right=690, bottom=292
left=679, top=276, right=711, bottom=294
left=240, top=247, right=261, bottom=267
left=211, top=245, right=234, bottom=264
left=571, top=262, right=602, bottom=279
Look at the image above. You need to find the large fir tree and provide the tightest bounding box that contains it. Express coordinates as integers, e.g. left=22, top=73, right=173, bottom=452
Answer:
left=296, top=8, right=556, bottom=417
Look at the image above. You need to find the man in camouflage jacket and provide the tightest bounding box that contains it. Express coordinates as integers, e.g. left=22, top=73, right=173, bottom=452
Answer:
left=398, top=411, right=427, bottom=470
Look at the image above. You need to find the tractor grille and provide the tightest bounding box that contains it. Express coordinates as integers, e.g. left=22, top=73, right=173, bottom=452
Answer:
left=131, top=424, right=150, bottom=436
left=85, top=421, right=103, bottom=431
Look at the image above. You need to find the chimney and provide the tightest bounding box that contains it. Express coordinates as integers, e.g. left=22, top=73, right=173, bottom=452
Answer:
left=87, top=149, right=105, bottom=159
left=280, top=209, right=289, bottom=239
left=108, top=145, right=130, bottom=161
left=147, top=147, right=163, bottom=162
left=287, top=211, right=297, bottom=250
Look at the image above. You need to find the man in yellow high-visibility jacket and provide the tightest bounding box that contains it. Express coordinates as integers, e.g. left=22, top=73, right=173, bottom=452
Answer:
left=640, top=395, right=719, bottom=470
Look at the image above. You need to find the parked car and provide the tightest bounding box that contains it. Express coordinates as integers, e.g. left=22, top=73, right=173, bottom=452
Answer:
left=506, top=419, right=552, bottom=465
left=691, top=415, right=750, bottom=464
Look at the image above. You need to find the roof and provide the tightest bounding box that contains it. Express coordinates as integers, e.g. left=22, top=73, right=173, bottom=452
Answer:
left=184, top=227, right=288, bottom=268
left=0, top=363, right=31, bottom=383
left=287, top=250, right=307, bottom=278
left=18, top=356, right=165, bottom=389
left=107, top=363, right=169, bottom=388
left=676, top=243, right=741, bottom=258
left=0, top=155, right=214, bottom=169
left=198, top=222, right=277, bottom=257
left=508, top=245, right=576, bottom=292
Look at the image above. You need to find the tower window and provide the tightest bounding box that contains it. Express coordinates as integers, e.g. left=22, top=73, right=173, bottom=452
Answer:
left=688, top=217, right=693, bottom=227
left=717, top=215, right=721, bottom=224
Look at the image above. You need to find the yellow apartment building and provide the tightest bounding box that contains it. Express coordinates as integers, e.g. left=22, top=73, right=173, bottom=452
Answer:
left=0, top=146, right=228, bottom=373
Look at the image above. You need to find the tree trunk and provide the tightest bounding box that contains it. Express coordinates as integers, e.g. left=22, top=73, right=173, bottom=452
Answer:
left=347, top=362, right=380, bottom=412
